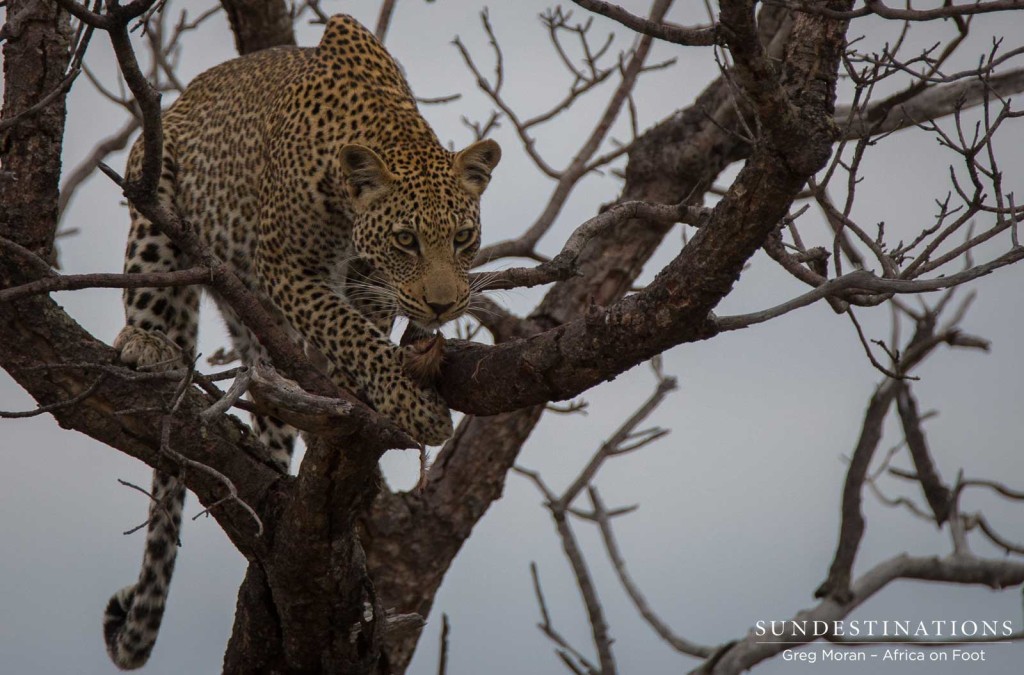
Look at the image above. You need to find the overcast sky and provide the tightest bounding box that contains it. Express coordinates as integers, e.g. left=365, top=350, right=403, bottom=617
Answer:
left=1, top=1, right=1023, bottom=674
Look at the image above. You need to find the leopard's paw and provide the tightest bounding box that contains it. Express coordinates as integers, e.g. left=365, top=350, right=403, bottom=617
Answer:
left=406, top=386, right=453, bottom=446
left=379, top=376, right=453, bottom=446
left=114, top=326, right=183, bottom=371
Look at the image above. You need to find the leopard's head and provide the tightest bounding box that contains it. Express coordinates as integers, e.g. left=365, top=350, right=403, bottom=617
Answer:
left=339, top=139, right=501, bottom=330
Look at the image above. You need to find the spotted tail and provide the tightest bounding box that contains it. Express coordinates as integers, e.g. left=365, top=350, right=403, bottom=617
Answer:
left=103, top=470, right=185, bottom=670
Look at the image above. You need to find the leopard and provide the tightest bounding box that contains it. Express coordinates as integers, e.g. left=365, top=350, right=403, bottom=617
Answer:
left=102, top=14, right=500, bottom=670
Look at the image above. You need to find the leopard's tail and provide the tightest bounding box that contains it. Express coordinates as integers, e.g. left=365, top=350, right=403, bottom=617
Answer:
left=103, top=469, right=185, bottom=670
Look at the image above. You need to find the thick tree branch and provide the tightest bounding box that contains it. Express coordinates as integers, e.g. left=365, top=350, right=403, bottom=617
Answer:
left=219, top=0, right=295, bottom=55
left=1, top=0, right=73, bottom=261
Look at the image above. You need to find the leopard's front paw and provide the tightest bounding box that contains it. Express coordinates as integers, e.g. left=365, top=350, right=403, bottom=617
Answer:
left=114, top=325, right=183, bottom=371
left=375, top=373, right=453, bottom=445
left=408, top=385, right=454, bottom=446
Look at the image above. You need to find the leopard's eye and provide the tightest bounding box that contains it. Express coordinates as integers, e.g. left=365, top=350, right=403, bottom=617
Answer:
left=394, top=231, right=418, bottom=251
left=453, top=228, right=475, bottom=248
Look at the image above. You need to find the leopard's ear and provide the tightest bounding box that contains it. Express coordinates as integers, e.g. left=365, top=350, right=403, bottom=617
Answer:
left=317, top=15, right=369, bottom=59
left=454, top=139, right=501, bottom=197
left=339, top=144, right=396, bottom=208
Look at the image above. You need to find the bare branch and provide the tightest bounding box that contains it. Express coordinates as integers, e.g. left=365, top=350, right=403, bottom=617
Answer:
left=838, top=68, right=1024, bottom=139
left=247, top=364, right=361, bottom=435
left=771, top=0, right=1024, bottom=22
left=716, top=247, right=1024, bottom=332
left=529, top=562, right=599, bottom=675
left=895, top=384, right=952, bottom=524
left=590, top=487, right=715, bottom=658
left=199, top=365, right=253, bottom=423
left=0, top=265, right=214, bottom=303
left=467, top=1, right=674, bottom=264
left=158, top=365, right=264, bottom=536
left=58, top=115, right=141, bottom=217
left=472, top=200, right=704, bottom=288
left=0, top=376, right=105, bottom=418
left=436, top=613, right=450, bottom=675
left=116, top=477, right=178, bottom=538
left=973, top=513, right=1024, bottom=555
left=961, top=477, right=1024, bottom=502
left=571, top=0, right=717, bottom=46
left=556, top=371, right=676, bottom=509
left=374, top=0, right=397, bottom=42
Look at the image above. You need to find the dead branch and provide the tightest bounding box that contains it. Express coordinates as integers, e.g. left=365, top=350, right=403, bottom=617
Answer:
left=116, top=477, right=179, bottom=538
left=589, top=487, right=715, bottom=658
left=374, top=0, right=397, bottom=41
left=771, top=0, right=1024, bottom=22
left=436, top=613, right=449, bottom=675
left=529, top=562, right=599, bottom=675
left=158, top=362, right=263, bottom=536
left=199, top=365, right=253, bottom=423
left=838, top=68, right=1024, bottom=139
left=895, top=384, right=952, bottom=524
left=515, top=363, right=678, bottom=673
left=555, top=370, right=676, bottom=510
left=247, top=364, right=359, bottom=435
left=816, top=297, right=990, bottom=602
left=0, top=264, right=215, bottom=302
left=971, top=513, right=1024, bottom=555
left=0, top=375, right=105, bottom=418
left=715, top=247, right=1024, bottom=331
left=470, top=200, right=704, bottom=291
left=463, top=1, right=673, bottom=264
left=58, top=115, right=140, bottom=217
left=571, top=0, right=717, bottom=46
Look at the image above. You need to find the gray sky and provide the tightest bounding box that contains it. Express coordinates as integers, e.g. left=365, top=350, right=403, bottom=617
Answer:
left=1, top=1, right=1023, bottom=673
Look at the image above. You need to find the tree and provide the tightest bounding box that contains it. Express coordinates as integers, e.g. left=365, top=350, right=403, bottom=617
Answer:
left=2, top=1, right=1023, bottom=673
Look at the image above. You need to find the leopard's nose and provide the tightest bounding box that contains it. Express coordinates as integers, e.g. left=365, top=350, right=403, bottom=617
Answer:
left=427, top=301, right=454, bottom=316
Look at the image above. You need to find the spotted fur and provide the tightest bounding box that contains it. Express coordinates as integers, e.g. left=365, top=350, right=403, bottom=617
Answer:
left=105, top=15, right=500, bottom=669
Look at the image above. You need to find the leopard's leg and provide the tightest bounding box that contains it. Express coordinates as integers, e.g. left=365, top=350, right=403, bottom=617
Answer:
left=260, top=273, right=452, bottom=444
left=220, top=309, right=297, bottom=473
left=257, top=221, right=451, bottom=445
left=104, top=144, right=197, bottom=671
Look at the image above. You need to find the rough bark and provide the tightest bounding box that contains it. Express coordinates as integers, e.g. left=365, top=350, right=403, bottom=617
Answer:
left=219, top=0, right=296, bottom=55
left=0, top=0, right=73, bottom=263
left=223, top=430, right=392, bottom=673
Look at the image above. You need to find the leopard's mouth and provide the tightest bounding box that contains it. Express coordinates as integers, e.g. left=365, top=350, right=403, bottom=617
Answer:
left=412, top=318, right=444, bottom=331
left=409, top=313, right=453, bottom=332
left=405, top=300, right=468, bottom=332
